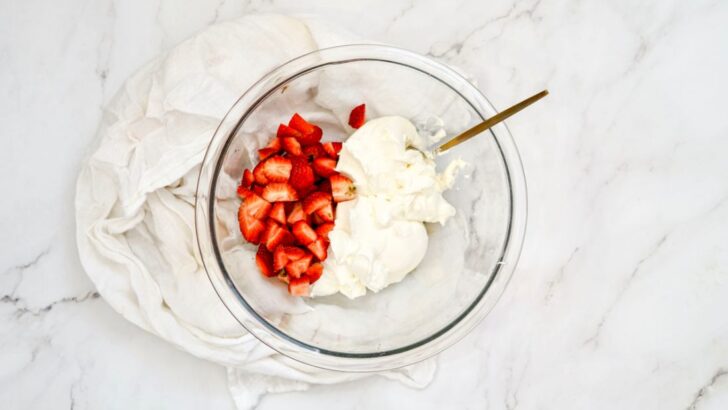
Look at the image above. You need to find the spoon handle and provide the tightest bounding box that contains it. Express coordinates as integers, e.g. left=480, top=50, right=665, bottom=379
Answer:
left=435, top=89, right=548, bottom=154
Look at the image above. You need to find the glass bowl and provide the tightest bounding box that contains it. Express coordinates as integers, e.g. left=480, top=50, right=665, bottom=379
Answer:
left=195, top=44, right=526, bottom=372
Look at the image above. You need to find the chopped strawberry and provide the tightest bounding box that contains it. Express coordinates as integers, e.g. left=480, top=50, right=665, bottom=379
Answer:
left=277, top=124, right=301, bottom=139
left=258, top=147, right=277, bottom=160
left=269, top=202, right=286, bottom=225
left=288, top=277, right=310, bottom=296
left=265, top=137, right=282, bottom=151
left=312, top=157, right=338, bottom=177
left=302, top=192, right=332, bottom=215
left=281, top=137, right=302, bottom=156
left=261, top=221, right=294, bottom=251
left=237, top=185, right=252, bottom=199
left=288, top=113, right=316, bottom=135
left=296, top=125, right=322, bottom=146
left=292, top=221, right=318, bottom=245
left=305, top=263, right=323, bottom=283
left=253, top=160, right=269, bottom=184
left=348, top=104, right=366, bottom=128
left=322, top=141, right=342, bottom=158
left=286, top=202, right=307, bottom=225
left=330, top=174, right=356, bottom=202
left=315, top=223, right=335, bottom=242
left=302, top=143, right=326, bottom=159
left=256, top=246, right=275, bottom=277
left=238, top=206, right=265, bottom=244
left=273, top=245, right=307, bottom=271
left=240, top=191, right=272, bottom=219
left=295, top=184, right=317, bottom=200
left=241, top=169, right=254, bottom=188
left=261, top=156, right=292, bottom=182
left=307, top=237, right=328, bottom=261
left=289, top=156, right=315, bottom=190
left=315, top=203, right=335, bottom=222
left=253, top=185, right=264, bottom=196
left=262, top=183, right=298, bottom=202
left=285, top=253, right=313, bottom=278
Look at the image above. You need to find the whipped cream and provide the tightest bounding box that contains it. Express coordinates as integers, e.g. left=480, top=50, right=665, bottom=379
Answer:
left=311, top=116, right=463, bottom=299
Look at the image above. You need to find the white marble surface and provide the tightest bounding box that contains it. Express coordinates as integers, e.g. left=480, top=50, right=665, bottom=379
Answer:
left=2, top=0, right=728, bottom=408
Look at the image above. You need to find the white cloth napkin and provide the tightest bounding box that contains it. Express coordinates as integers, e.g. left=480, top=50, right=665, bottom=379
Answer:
left=74, top=14, right=435, bottom=409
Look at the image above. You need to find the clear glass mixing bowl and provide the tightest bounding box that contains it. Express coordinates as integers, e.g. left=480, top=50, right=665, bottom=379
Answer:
left=195, top=44, right=526, bottom=372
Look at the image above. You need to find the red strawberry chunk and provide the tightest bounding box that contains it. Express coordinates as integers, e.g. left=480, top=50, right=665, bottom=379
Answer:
left=289, top=156, right=315, bottom=190
left=262, top=183, right=298, bottom=202
left=296, top=125, right=323, bottom=146
left=315, top=223, right=335, bottom=242
left=258, top=147, right=277, bottom=160
left=262, top=221, right=294, bottom=251
left=312, top=157, right=338, bottom=177
left=269, top=202, right=286, bottom=225
left=281, top=137, right=302, bottom=156
left=302, top=143, right=326, bottom=159
left=330, top=174, right=356, bottom=202
left=315, top=203, right=335, bottom=222
left=286, top=202, right=306, bottom=225
left=277, top=124, right=301, bottom=139
left=261, top=156, right=292, bottom=182
left=253, top=185, right=264, bottom=196
left=302, top=192, right=332, bottom=215
left=237, top=185, right=252, bottom=199
left=273, top=246, right=288, bottom=271
left=305, top=263, right=323, bottom=283
left=307, top=237, right=328, bottom=261
left=266, top=137, right=282, bottom=151
left=256, top=246, right=275, bottom=277
left=238, top=206, right=265, bottom=244
left=348, top=104, right=366, bottom=128
left=288, top=113, right=316, bottom=135
left=253, top=160, right=269, bottom=184
left=288, top=277, right=310, bottom=296
left=240, top=191, right=272, bottom=219
left=285, top=253, right=313, bottom=278
left=322, top=142, right=342, bottom=158
left=241, top=169, right=254, bottom=188
left=292, top=221, right=318, bottom=245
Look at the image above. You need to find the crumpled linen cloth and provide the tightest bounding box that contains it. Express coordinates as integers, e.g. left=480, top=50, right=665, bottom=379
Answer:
left=74, top=14, right=435, bottom=409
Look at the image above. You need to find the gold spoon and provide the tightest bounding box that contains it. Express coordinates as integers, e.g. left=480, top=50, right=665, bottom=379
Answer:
left=435, top=89, right=549, bottom=154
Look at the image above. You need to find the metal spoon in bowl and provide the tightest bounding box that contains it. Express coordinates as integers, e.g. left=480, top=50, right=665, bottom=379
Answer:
left=434, top=89, right=548, bottom=155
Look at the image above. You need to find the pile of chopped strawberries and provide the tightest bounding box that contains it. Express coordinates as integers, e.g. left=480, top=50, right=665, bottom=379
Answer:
left=237, top=105, right=366, bottom=296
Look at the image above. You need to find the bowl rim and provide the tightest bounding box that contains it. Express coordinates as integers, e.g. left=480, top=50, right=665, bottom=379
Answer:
left=195, top=43, right=527, bottom=372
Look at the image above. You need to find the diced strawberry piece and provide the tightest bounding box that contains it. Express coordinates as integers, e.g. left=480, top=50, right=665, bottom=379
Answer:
left=315, top=223, right=335, bottom=242
left=262, top=221, right=294, bottom=251
left=288, top=113, right=316, bottom=135
left=266, top=136, right=282, bottom=151
left=289, top=156, right=315, bottom=190
left=285, top=253, right=313, bottom=278
left=253, top=160, right=268, bottom=185
left=296, top=125, right=323, bottom=146
left=282, top=246, right=306, bottom=261
left=277, top=124, right=301, bottom=139
left=307, top=237, right=328, bottom=261
left=262, top=183, right=298, bottom=202
left=292, top=221, right=318, bottom=245
left=295, top=184, right=317, bottom=200
left=315, top=203, right=335, bottom=222
left=286, top=202, right=306, bottom=225
left=322, top=141, right=342, bottom=158
left=258, top=147, right=277, bottom=160
left=302, top=192, right=332, bottom=215
left=253, top=185, right=264, bottom=196
left=305, top=263, right=323, bottom=283
left=238, top=206, right=265, bottom=244
left=273, top=246, right=288, bottom=271
left=281, top=137, right=302, bottom=156
left=269, top=202, right=286, bottom=225
left=312, top=157, right=338, bottom=177
left=241, top=169, right=254, bottom=188
left=288, top=277, right=310, bottom=296
left=261, top=156, right=292, bottom=182
left=237, top=185, right=252, bottom=198
left=256, top=246, right=275, bottom=277
left=240, top=191, right=272, bottom=219
left=330, top=174, right=356, bottom=202
left=348, top=104, right=366, bottom=128
left=302, top=143, right=326, bottom=160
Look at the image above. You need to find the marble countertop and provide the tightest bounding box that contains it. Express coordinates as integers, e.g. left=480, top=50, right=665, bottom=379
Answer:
left=2, top=0, right=727, bottom=408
